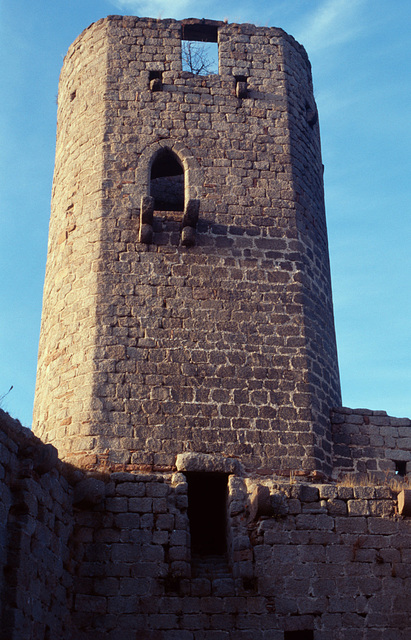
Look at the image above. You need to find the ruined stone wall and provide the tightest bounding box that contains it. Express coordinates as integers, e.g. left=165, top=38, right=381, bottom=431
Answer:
left=69, top=468, right=411, bottom=639
left=332, top=407, right=411, bottom=479
left=33, top=16, right=341, bottom=476
left=2, top=408, right=411, bottom=638
left=0, top=410, right=74, bottom=640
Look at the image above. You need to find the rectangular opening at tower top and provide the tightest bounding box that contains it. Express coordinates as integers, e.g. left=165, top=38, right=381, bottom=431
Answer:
left=181, top=23, right=218, bottom=75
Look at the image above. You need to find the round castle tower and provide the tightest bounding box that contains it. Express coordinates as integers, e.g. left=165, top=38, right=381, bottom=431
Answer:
left=33, top=16, right=341, bottom=475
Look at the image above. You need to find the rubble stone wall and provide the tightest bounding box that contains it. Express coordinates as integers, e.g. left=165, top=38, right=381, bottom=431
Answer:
left=2, top=411, right=411, bottom=638
left=70, top=470, right=411, bottom=639
left=0, top=411, right=73, bottom=640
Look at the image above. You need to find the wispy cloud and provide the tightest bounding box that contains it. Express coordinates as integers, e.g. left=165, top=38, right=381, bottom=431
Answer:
left=109, top=0, right=194, bottom=20
left=296, top=0, right=366, bottom=54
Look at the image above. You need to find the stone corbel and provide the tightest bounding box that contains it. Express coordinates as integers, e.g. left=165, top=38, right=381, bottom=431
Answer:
left=236, top=81, right=248, bottom=99
left=139, top=196, right=154, bottom=244
left=181, top=199, right=199, bottom=247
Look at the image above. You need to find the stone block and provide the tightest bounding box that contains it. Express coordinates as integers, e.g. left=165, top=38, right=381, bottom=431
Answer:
left=353, top=487, right=375, bottom=499
left=295, top=513, right=334, bottom=530
left=176, top=453, right=242, bottom=474
left=114, top=513, right=141, bottom=528
left=302, top=501, right=327, bottom=514
left=191, top=579, right=212, bottom=597
left=119, top=577, right=150, bottom=596
left=117, top=482, right=146, bottom=497
left=249, top=485, right=274, bottom=520
left=319, top=485, right=338, bottom=500
left=153, top=497, right=168, bottom=513
left=73, top=477, right=106, bottom=507
left=369, top=500, right=394, bottom=517
left=170, top=560, right=190, bottom=578
left=128, top=497, right=153, bottom=512
left=388, top=449, right=411, bottom=461
left=74, top=594, right=107, bottom=613
left=106, top=497, right=128, bottom=512
left=335, top=517, right=367, bottom=533
left=288, top=498, right=301, bottom=514
left=146, top=483, right=168, bottom=497
left=156, top=514, right=175, bottom=530
left=326, top=499, right=347, bottom=516
left=170, top=529, right=189, bottom=546
left=347, top=500, right=370, bottom=516
left=337, top=487, right=354, bottom=500
left=212, top=578, right=236, bottom=597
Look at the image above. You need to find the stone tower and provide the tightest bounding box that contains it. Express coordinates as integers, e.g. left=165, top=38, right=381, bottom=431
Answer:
left=33, top=16, right=341, bottom=476
left=6, top=16, right=411, bottom=640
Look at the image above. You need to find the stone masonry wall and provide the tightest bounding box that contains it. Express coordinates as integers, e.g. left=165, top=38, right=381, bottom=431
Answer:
left=9, top=13, right=411, bottom=640
left=0, top=410, right=73, bottom=640
left=332, top=407, right=411, bottom=479
left=33, top=17, right=341, bottom=476
left=69, top=469, right=411, bottom=639
left=2, top=409, right=411, bottom=638
left=33, top=19, right=110, bottom=464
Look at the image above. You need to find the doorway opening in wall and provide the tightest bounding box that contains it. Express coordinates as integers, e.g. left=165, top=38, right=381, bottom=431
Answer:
left=186, top=472, right=228, bottom=557
left=284, top=632, right=314, bottom=640
left=150, top=149, right=184, bottom=213
left=181, top=23, right=218, bottom=75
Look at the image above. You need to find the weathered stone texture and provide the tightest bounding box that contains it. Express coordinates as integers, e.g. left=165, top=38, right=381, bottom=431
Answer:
left=18, top=15, right=411, bottom=640
left=331, top=407, right=411, bottom=478
left=67, top=472, right=411, bottom=639
left=33, top=16, right=341, bottom=475
left=0, top=410, right=73, bottom=640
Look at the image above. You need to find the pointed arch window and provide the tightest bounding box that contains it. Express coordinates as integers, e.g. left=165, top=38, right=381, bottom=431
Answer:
left=150, top=149, right=184, bottom=212
left=138, top=144, right=200, bottom=247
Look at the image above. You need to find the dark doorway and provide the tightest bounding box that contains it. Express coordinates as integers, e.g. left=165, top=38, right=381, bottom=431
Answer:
left=186, top=472, right=228, bottom=556
left=150, top=150, right=184, bottom=212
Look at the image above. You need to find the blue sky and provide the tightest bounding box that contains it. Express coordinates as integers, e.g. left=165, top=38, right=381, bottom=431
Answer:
left=1, top=0, right=410, bottom=426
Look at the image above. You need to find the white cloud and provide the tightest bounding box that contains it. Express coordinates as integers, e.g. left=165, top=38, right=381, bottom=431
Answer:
left=109, top=0, right=194, bottom=20
left=296, top=0, right=366, bottom=54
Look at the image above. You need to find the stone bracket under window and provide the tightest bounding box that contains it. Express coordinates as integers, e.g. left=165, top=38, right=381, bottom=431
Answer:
left=235, top=75, right=248, bottom=99
left=138, top=196, right=200, bottom=246
left=139, top=196, right=154, bottom=244
left=149, top=70, right=163, bottom=92
left=181, top=199, right=200, bottom=247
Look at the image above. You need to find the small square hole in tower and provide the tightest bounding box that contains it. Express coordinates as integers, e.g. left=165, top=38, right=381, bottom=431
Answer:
left=149, top=70, right=162, bottom=91
left=395, top=460, right=407, bottom=477
left=284, top=632, right=314, bottom=640
left=181, top=23, right=218, bottom=75
left=186, top=472, right=228, bottom=556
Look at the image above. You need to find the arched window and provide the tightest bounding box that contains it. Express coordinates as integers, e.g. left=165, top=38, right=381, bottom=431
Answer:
left=150, top=149, right=184, bottom=212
